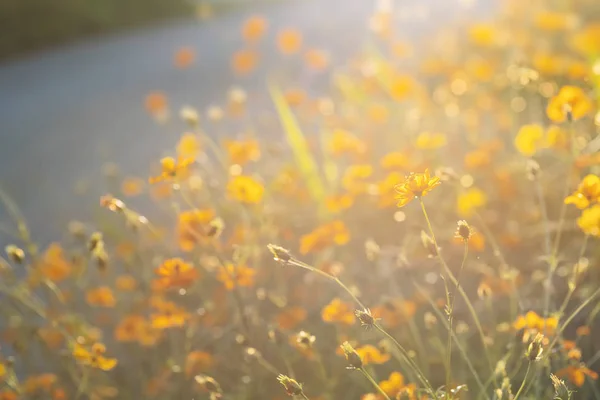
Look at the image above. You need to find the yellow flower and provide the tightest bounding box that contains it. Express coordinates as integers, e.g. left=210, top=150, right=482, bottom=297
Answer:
left=395, top=169, right=441, bottom=208
left=85, top=287, right=116, bottom=308
left=216, top=264, right=256, bottom=290
left=415, top=132, right=446, bottom=150
left=224, top=139, right=260, bottom=165
left=535, top=11, right=576, bottom=32
left=468, top=23, right=497, bottom=46
left=380, top=151, right=411, bottom=170
left=378, top=372, right=417, bottom=398
left=73, top=342, right=118, bottom=371
left=457, top=188, right=487, bottom=217
left=577, top=205, right=600, bottom=236
left=299, top=220, right=350, bottom=254
left=514, top=124, right=544, bottom=156
left=547, top=86, right=593, bottom=123
left=321, top=298, right=355, bottom=325
left=328, top=129, right=366, bottom=157
left=342, top=164, right=373, bottom=194
left=177, top=133, right=202, bottom=159
left=571, top=23, right=600, bottom=56
left=149, top=156, right=194, bottom=184
left=565, top=175, right=600, bottom=209
left=355, top=345, right=391, bottom=365
left=227, top=175, right=264, bottom=204
left=545, top=125, right=568, bottom=150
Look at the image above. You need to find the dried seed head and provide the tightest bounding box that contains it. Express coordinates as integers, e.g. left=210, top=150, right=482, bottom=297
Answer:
left=526, top=159, right=540, bottom=181
left=477, top=282, right=493, bottom=300
left=100, top=194, right=125, bottom=212
left=277, top=374, right=303, bottom=396
left=526, top=333, right=545, bottom=362
left=245, top=347, right=261, bottom=359
left=88, top=232, right=104, bottom=252
left=180, top=106, right=200, bottom=127
left=355, top=308, right=378, bottom=329
left=267, top=244, right=293, bottom=264
left=296, top=331, right=316, bottom=349
left=195, top=375, right=222, bottom=394
left=550, top=373, right=571, bottom=400
left=455, top=220, right=473, bottom=242
left=206, top=218, right=224, bottom=238
left=5, top=245, right=25, bottom=264
left=340, top=341, right=363, bottom=369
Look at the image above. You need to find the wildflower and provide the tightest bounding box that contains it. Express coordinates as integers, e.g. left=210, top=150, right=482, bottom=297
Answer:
left=477, top=282, right=493, bottom=300
left=455, top=220, right=473, bottom=242
left=180, top=106, right=200, bottom=128
left=514, top=124, right=544, bottom=156
left=174, top=47, right=195, bottom=69
left=576, top=326, right=591, bottom=336
left=571, top=23, right=600, bottom=56
left=185, top=351, right=214, bottom=377
left=73, top=342, right=118, bottom=371
left=153, top=258, right=199, bottom=290
left=299, top=220, right=350, bottom=254
left=380, top=152, right=411, bottom=170
left=513, top=311, right=558, bottom=336
left=276, top=306, right=307, bottom=330
left=5, top=245, right=24, bottom=264
left=227, top=175, right=264, bottom=204
left=277, top=29, right=302, bottom=54
left=415, top=132, right=447, bottom=150
left=395, top=169, right=441, bottom=207
left=304, top=48, right=329, bottom=70
left=341, top=341, right=363, bottom=369
left=457, top=187, right=487, bottom=217
left=535, top=11, right=576, bottom=32
left=149, top=156, right=194, bottom=184
left=151, top=300, right=188, bottom=329
left=177, top=209, right=217, bottom=251
left=195, top=375, right=222, bottom=395
left=277, top=374, right=304, bottom=396
left=551, top=374, right=572, bottom=400
left=356, top=344, right=391, bottom=365
left=328, top=129, right=366, bottom=157
left=326, top=193, right=354, bottom=213
left=378, top=372, right=417, bottom=398
left=114, top=315, right=146, bottom=342
left=242, top=15, right=267, bottom=42
left=526, top=333, right=545, bottom=362
left=355, top=309, right=378, bottom=329
left=231, top=49, right=259, bottom=75
left=469, top=23, right=497, bottom=46
left=565, top=175, right=600, bottom=209
left=577, top=205, right=600, bottom=236
left=556, top=364, right=599, bottom=387
left=85, top=286, right=116, bottom=308
left=224, top=139, right=260, bottom=165
left=37, top=243, right=72, bottom=282
left=389, top=74, right=415, bottom=101
left=321, top=298, right=355, bottom=325
left=177, top=133, right=202, bottom=159
left=295, top=331, right=316, bottom=349
left=217, top=264, right=256, bottom=290
left=144, top=92, right=168, bottom=117
left=342, top=164, right=373, bottom=194
left=547, top=86, right=593, bottom=123
left=267, top=244, right=293, bottom=264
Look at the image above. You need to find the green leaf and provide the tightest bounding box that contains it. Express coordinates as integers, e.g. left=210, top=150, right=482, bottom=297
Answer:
left=268, top=83, right=326, bottom=207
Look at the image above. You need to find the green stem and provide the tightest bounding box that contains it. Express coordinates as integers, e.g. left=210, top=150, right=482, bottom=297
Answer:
left=359, top=368, right=391, bottom=400
left=513, top=363, right=532, bottom=400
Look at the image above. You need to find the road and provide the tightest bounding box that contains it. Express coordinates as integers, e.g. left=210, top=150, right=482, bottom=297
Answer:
left=0, top=0, right=489, bottom=243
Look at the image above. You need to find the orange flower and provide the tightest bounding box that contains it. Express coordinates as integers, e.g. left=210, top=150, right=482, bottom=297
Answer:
left=468, top=23, right=497, bottom=46
left=325, top=193, right=354, bottom=213
left=177, top=133, right=202, bottom=159
left=565, top=174, right=600, bottom=209
left=556, top=365, right=599, bottom=387
left=242, top=15, right=267, bottom=42
left=217, top=264, right=256, bottom=290
left=457, top=187, right=487, bottom=217
left=177, top=209, right=216, bottom=251
left=321, top=298, right=355, bottom=325
left=231, top=49, right=259, bottom=75
left=342, top=164, right=373, bottom=194
left=379, top=372, right=417, bottom=398
left=0, top=390, right=17, bottom=400
left=355, top=345, right=390, bottom=365
left=328, top=129, right=366, bottom=157
left=37, top=243, right=72, bottom=282
left=576, top=326, right=591, bottom=336
left=152, top=258, right=199, bottom=290
left=73, top=342, right=118, bottom=371
left=547, top=86, right=593, bottom=123
left=174, top=47, right=196, bottom=69
left=38, top=326, right=64, bottom=349
left=380, top=152, right=410, bottom=170
left=224, top=139, right=261, bottom=165
left=513, top=311, right=558, bottom=336
left=372, top=300, right=417, bottom=328
left=535, top=11, right=576, bottom=32
left=144, top=92, right=168, bottom=116
left=185, top=351, right=214, bottom=377
left=227, top=175, right=264, bottom=204
left=304, top=49, right=329, bottom=71
left=115, top=274, right=137, bottom=291
left=415, top=132, right=447, bottom=150
left=395, top=170, right=441, bottom=208
left=121, top=176, right=145, bottom=197
left=277, top=29, right=302, bottom=54
left=22, top=373, right=57, bottom=394
left=114, top=315, right=146, bottom=342
left=149, top=156, right=194, bottom=184
left=577, top=204, right=600, bottom=236
left=86, top=286, right=116, bottom=308
left=151, top=302, right=189, bottom=329
left=300, top=220, right=350, bottom=254
left=276, top=306, right=307, bottom=330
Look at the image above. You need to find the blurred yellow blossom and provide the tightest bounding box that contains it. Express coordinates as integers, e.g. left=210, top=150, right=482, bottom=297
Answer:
left=514, top=124, right=544, bottom=156
left=457, top=187, right=487, bottom=216
left=395, top=169, right=441, bottom=207
left=565, top=175, right=600, bottom=209
left=547, top=86, right=593, bottom=123
left=227, top=175, right=264, bottom=204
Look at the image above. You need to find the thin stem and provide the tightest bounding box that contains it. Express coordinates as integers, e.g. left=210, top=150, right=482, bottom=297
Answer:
left=513, top=363, right=532, bottom=400
left=419, top=199, right=496, bottom=385
left=359, top=368, right=391, bottom=400
left=300, top=393, right=311, bottom=400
